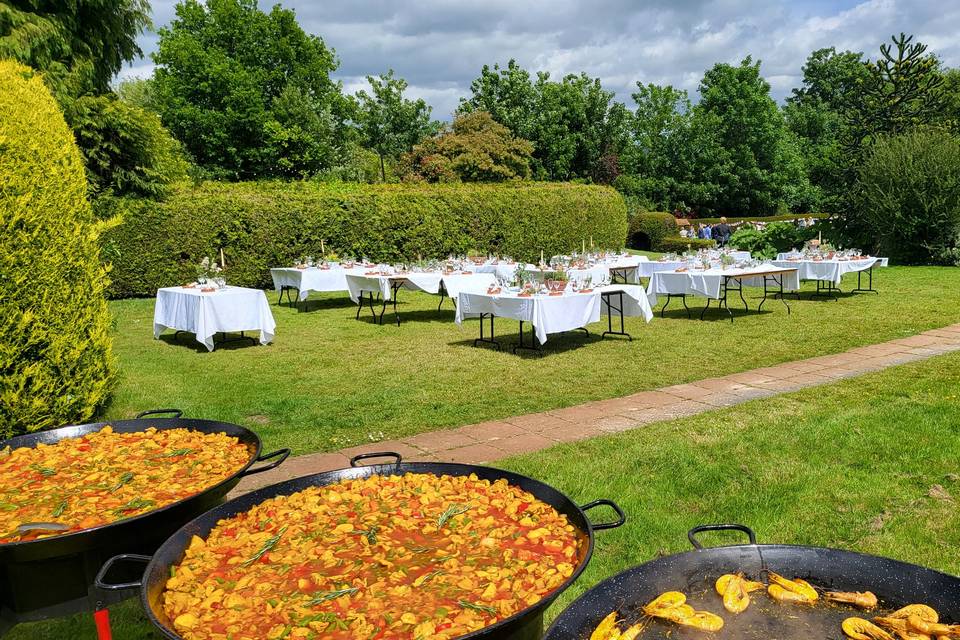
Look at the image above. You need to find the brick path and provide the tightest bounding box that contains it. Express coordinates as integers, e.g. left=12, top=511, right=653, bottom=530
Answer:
left=229, top=323, right=960, bottom=498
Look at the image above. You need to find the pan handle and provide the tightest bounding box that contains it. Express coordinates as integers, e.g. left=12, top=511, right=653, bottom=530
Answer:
left=135, top=408, right=184, bottom=419
left=241, top=448, right=291, bottom=476
left=95, top=554, right=151, bottom=591
left=688, top=524, right=757, bottom=549
left=350, top=452, right=403, bottom=467
left=580, top=499, right=626, bottom=531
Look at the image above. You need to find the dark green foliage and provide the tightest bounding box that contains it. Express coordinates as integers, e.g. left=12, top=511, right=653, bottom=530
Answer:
left=101, top=182, right=628, bottom=297
left=845, top=129, right=960, bottom=264
left=152, top=0, right=346, bottom=180
left=729, top=221, right=815, bottom=259
left=0, top=60, right=114, bottom=437
left=695, top=213, right=827, bottom=225
left=695, top=57, right=811, bottom=215
left=355, top=70, right=439, bottom=181
left=400, top=111, right=534, bottom=182
left=66, top=94, right=190, bottom=198
left=0, top=0, right=150, bottom=96
left=459, top=60, right=629, bottom=182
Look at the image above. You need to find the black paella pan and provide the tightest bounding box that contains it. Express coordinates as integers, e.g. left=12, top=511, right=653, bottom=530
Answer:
left=0, top=408, right=290, bottom=629
left=97, top=451, right=626, bottom=640
left=544, top=523, right=960, bottom=640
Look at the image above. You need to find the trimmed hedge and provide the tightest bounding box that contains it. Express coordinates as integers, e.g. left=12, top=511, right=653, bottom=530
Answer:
left=101, top=181, right=628, bottom=298
left=0, top=61, right=115, bottom=437
left=627, top=212, right=715, bottom=252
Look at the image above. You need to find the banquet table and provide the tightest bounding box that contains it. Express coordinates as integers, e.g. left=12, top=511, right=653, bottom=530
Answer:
left=270, top=266, right=350, bottom=305
left=772, top=256, right=885, bottom=296
left=455, top=285, right=653, bottom=352
left=647, top=266, right=800, bottom=322
left=153, top=286, right=276, bottom=351
left=636, top=260, right=688, bottom=279
left=345, top=271, right=497, bottom=325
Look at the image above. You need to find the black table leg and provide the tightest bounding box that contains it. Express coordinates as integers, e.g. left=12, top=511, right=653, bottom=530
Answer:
left=661, top=293, right=690, bottom=318
left=852, top=266, right=879, bottom=294
left=391, top=282, right=402, bottom=326
left=437, top=282, right=447, bottom=310
left=513, top=320, right=543, bottom=354
left=721, top=277, right=734, bottom=322
left=602, top=291, right=632, bottom=341
left=699, top=297, right=711, bottom=320
left=474, top=313, right=501, bottom=349
left=812, top=279, right=840, bottom=300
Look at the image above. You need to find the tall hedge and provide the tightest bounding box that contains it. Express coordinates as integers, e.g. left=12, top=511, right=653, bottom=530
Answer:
left=0, top=61, right=114, bottom=437
left=100, top=181, right=628, bottom=297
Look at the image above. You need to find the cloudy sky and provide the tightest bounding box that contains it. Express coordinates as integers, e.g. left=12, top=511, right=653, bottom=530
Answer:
left=119, top=0, right=960, bottom=119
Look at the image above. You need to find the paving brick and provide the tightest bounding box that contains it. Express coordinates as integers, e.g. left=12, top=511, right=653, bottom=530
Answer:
left=401, top=430, right=477, bottom=453
left=658, top=383, right=717, bottom=399
left=590, top=415, right=642, bottom=433
left=696, top=392, right=747, bottom=408
left=488, top=432, right=557, bottom=454
left=456, top=421, right=529, bottom=442
left=889, top=335, right=943, bottom=347
left=693, top=378, right=747, bottom=392
left=547, top=403, right=609, bottom=423
left=783, top=372, right=835, bottom=386
left=620, top=390, right=682, bottom=407
left=433, top=443, right=505, bottom=464
left=505, top=412, right=569, bottom=431
left=724, top=372, right=776, bottom=385
left=542, top=421, right=606, bottom=442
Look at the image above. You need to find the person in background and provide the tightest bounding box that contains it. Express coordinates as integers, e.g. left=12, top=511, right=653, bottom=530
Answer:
left=698, top=224, right=712, bottom=240
left=713, top=216, right=732, bottom=246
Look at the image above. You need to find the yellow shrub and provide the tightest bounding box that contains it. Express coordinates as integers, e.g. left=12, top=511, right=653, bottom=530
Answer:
left=0, top=60, right=114, bottom=437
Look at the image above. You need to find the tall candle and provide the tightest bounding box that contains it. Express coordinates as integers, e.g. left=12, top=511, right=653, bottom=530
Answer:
left=590, top=235, right=593, bottom=248
left=219, top=247, right=225, bottom=268
left=540, top=249, right=544, bottom=265
left=818, top=231, right=822, bottom=244
left=321, top=239, right=325, bottom=255
left=582, top=239, right=585, bottom=254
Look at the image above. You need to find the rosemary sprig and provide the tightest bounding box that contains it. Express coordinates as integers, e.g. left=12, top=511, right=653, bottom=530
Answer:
left=112, top=497, right=155, bottom=516
left=52, top=500, right=68, bottom=517
left=436, top=504, right=471, bottom=529
left=158, top=448, right=195, bottom=458
left=29, top=463, right=57, bottom=477
left=458, top=600, right=498, bottom=615
left=413, top=569, right=445, bottom=587
left=110, top=472, right=134, bottom=492
left=356, top=525, right=379, bottom=545
left=304, top=587, right=359, bottom=607
left=241, top=525, right=287, bottom=567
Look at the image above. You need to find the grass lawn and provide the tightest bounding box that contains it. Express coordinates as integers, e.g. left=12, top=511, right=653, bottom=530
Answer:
left=98, top=266, right=960, bottom=455
left=14, top=350, right=960, bottom=639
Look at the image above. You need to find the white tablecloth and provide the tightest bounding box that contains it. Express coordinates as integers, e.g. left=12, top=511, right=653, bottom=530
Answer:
left=345, top=272, right=496, bottom=303
left=456, top=286, right=653, bottom=344
left=598, top=285, right=655, bottom=323
left=647, top=267, right=800, bottom=302
left=270, top=267, right=349, bottom=300
left=771, top=258, right=879, bottom=285
left=153, top=287, right=275, bottom=351
left=776, top=254, right=889, bottom=268
left=637, top=260, right=687, bottom=279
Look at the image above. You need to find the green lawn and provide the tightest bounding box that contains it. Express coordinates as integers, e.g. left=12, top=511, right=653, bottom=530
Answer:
left=98, top=266, right=960, bottom=456
left=14, top=349, right=960, bottom=639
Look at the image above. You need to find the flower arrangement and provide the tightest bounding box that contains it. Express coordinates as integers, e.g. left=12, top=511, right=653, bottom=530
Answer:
left=196, top=256, right=223, bottom=284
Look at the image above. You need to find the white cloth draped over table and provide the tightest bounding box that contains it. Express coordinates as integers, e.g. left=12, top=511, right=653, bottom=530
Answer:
left=270, top=267, right=349, bottom=300
left=598, top=285, right=655, bottom=323
left=345, top=272, right=497, bottom=303
left=776, top=253, right=889, bottom=267
left=647, top=266, right=801, bottom=302
left=771, top=258, right=879, bottom=285
left=456, top=286, right=653, bottom=345
left=153, top=287, right=276, bottom=351
left=636, top=260, right=687, bottom=279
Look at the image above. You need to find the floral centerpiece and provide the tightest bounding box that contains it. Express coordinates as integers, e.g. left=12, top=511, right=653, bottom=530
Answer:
left=543, top=270, right=568, bottom=294
left=196, top=256, right=224, bottom=286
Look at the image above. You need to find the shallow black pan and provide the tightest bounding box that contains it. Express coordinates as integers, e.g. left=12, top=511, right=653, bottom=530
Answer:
left=544, top=523, right=960, bottom=640
left=0, top=408, right=289, bottom=627
left=97, top=451, right=626, bottom=640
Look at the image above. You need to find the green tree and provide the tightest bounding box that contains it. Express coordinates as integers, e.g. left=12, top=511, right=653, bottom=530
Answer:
left=400, top=110, right=534, bottom=182
left=847, top=128, right=960, bottom=264
left=0, top=0, right=150, bottom=96
left=67, top=94, right=190, bottom=198
left=355, top=70, right=439, bottom=182
left=695, top=57, right=809, bottom=215
left=115, top=77, right=157, bottom=111
left=458, top=60, right=537, bottom=140
left=843, top=34, right=946, bottom=150
left=152, top=0, right=346, bottom=179
left=460, top=61, right=629, bottom=182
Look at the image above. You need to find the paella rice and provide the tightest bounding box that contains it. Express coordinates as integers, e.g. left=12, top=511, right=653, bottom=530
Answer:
left=0, top=426, right=250, bottom=542
left=162, top=472, right=583, bottom=640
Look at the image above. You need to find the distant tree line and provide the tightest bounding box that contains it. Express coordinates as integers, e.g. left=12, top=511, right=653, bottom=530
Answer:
left=3, top=0, right=959, bottom=262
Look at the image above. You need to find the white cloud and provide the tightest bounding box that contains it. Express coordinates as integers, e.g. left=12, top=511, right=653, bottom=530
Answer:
left=121, top=0, right=960, bottom=117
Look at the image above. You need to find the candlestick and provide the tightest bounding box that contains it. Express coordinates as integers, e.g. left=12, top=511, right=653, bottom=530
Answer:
left=582, top=239, right=585, bottom=254
left=219, top=247, right=225, bottom=268
left=540, top=249, right=544, bottom=265
left=321, top=239, right=325, bottom=255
